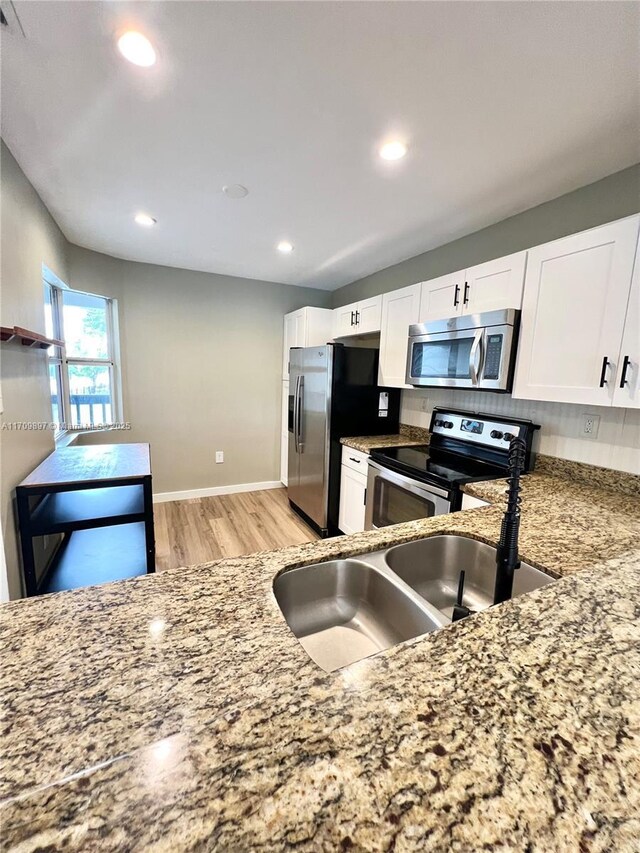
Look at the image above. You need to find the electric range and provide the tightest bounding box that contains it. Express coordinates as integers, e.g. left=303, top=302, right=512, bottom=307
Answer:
left=364, top=407, right=540, bottom=529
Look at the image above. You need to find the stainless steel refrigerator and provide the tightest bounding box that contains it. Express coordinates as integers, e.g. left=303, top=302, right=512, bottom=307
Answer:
left=288, top=344, right=400, bottom=537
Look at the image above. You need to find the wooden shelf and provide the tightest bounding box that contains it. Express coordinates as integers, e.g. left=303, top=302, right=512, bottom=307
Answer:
left=40, top=523, right=148, bottom=595
left=1, top=325, right=64, bottom=349
left=30, top=485, right=146, bottom=535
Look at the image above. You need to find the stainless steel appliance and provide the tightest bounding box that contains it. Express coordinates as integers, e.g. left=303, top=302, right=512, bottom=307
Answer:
left=365, top=407, right=539, bottom=530
left=406, top=308, right=520, bottom=391
left=288, top=344, right=400, bottom=537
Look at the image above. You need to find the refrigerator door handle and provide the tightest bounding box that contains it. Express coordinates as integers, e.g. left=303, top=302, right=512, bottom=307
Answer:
left=293, top=375, right=301, bottom=453
left=297, top=375, right=305, bottom=452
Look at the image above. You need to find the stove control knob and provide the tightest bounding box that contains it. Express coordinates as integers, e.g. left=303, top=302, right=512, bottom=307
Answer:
left=434, top=419, right=444, bottom=427
left=443, top=421, right=454, bottom=429
left=490, top=430, right=504, bottom=440
left=503, top=432, right=516, bottom=442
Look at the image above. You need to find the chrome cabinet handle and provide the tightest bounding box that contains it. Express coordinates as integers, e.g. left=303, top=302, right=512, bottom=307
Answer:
left=619, top=355, right=632, bottom=388
left=599, top=356, right=610, bottom=388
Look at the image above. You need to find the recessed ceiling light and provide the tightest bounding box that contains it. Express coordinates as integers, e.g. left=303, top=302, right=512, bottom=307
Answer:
left=379, top=141, right=408, bottom=161
left=277, top=241, right=294, bottom=254
left=117, top=31, right=156, bottom=67
left=135, top=212, right=156, bottom=227
left=223, top=184, right=249, bottom=199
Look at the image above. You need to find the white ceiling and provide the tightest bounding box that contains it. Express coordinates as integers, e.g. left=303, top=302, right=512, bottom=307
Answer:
left=2, top=1, right=639, bottom=291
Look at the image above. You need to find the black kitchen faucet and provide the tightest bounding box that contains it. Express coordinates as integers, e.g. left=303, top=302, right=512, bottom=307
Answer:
left=493, top=436, right=527, bottom=605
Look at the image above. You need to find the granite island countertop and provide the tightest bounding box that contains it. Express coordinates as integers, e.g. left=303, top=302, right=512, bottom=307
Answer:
left=1, top=465, right=639, bottom=851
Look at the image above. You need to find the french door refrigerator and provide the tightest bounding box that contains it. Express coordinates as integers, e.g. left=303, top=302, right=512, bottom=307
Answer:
left=288, top=344, right=400, bottom=537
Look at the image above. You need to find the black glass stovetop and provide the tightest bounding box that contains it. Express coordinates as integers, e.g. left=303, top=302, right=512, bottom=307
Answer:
left=370, top=444, right=506, bottom=490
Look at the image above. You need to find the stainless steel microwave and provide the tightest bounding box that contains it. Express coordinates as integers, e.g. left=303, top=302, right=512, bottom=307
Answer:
left=406, top=309, right=520, bottom=391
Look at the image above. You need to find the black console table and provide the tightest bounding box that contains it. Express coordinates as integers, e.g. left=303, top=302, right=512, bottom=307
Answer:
left=16, top=443, right=155, bottom=597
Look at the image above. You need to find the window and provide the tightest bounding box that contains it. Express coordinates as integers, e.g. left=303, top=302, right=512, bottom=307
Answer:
left=44, top=276, right=121, bottom=433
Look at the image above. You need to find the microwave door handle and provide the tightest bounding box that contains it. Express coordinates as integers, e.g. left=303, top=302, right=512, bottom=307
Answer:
left=469, top=330, right=483, bottom=386
left=297, top=375, right=305, bottom=452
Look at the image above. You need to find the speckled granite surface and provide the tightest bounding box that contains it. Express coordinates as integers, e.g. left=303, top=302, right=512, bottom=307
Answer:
left=340, top=423, right=428, bottom=453
left=1, top=468, right=639, bottom=851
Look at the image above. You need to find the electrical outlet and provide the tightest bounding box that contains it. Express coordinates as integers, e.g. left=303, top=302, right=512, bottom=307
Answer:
left=582, top=414, right=600, bottom=440
left=215, top=451, right=224, bottom=463
left=420, top=396, right=429, bottom=413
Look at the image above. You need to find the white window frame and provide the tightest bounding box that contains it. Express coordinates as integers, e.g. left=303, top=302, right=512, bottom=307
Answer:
left=44, top=277, right=122, bottom=436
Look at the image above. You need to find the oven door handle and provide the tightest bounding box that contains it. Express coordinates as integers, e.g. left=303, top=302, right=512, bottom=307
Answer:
left=367, top=460, right=451, bottom=500
left=469, top=330, right=483, bottom=386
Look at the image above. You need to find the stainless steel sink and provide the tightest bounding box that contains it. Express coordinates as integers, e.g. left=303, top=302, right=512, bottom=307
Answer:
left=274, top=536, right=554, bottom=672
left=273, top=559, right=447, bottom=672
left=384, top=535, right=554, bottom=620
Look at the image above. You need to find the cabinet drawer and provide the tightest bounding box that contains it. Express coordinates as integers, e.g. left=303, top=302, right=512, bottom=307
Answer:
left=341, top=445, right=369, bottom=474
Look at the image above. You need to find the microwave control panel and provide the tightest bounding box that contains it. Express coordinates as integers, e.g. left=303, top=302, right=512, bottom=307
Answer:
left=482, top=334, right=503, bottom=380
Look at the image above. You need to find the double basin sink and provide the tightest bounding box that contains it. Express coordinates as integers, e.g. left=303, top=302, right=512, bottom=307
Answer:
left=274, top=535, right=554, bottom=672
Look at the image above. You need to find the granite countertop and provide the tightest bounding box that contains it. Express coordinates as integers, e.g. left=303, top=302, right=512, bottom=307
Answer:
left=340, top=424, right=429, bottom=453
left=2, top=465, right=640, bottom=850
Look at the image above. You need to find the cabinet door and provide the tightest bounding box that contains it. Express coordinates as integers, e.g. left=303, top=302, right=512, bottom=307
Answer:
left=334, top=303, right=357, bottom=338
left=613, top=237, right=640, bottom=409
left=338, top=466, right=367, bottom=535
left=357, top=295, right=383, bottom=334
left=283, top=312, right=299, bottom=379
left=280, top=381, right=289, bottom=484
left=513, top=217, right=640, bottom=406
left=304, top=307, right=333, bottom=346
left=378, top=284, right=421, bottom=388
left=419, top=272, right=463, bottom=322
left=464, top=251, right=526, bottom=315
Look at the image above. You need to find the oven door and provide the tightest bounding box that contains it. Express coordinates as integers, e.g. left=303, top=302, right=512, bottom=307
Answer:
left=365, top=461, right=452, bottom=530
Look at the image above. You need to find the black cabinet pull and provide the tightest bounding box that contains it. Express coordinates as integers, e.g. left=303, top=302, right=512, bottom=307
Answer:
left=363, top=488, right=367, bottom=505
left=350, top=311, right=355, bottom=326
left=453, top=284, right=460, bottom=307
left=355, top=310, right=360, bottom=325
left=620, top=355, right=631, bottom=388
left=349, top=457, right=361, bottom=464
left=463, top=282, right=470, bottom=305
left=599, top=356, right=610, bottom=387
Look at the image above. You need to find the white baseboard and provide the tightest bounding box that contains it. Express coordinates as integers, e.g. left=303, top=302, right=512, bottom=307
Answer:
left=152, top=480, right=282, bottom=504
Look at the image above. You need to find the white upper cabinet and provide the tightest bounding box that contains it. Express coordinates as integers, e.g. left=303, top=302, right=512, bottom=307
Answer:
left=333, top=295, right=382, bottom=338
left=282, top=307, right=333, bottom=379
left=513, top=216, right=640, bottom=407
left=419, top=272, right=464, bottom=322
left=378, top=283, right=421, bottom=388
left=612, top=235, right=640, bottom=409
left=418, top=252, right=526, bottom=323
left=463, top=251, right=527, bottom=315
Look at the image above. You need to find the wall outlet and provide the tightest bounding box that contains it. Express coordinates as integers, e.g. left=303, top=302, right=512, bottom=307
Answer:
left=419, top=396, right=430, bottom=413
left=582, top=414, right=600, bottom=440
left=215, top=451, right=224, bottom=463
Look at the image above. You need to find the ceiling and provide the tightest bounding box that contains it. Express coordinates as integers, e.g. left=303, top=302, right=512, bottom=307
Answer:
left=2, top=1, right=639, bottom=291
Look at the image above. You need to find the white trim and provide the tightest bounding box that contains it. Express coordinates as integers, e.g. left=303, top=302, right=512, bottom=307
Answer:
left=152, top=480, right=282, bottom=504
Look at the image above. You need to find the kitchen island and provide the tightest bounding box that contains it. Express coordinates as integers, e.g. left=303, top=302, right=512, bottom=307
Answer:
left=1, top=462, right=639, bottom=851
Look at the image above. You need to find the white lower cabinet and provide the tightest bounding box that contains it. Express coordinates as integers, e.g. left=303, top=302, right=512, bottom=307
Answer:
left=460, top=493, right=490, bottom=511
left=338, top=447, right=369, bottom=534
left=513, top=216, right=640, bottom=406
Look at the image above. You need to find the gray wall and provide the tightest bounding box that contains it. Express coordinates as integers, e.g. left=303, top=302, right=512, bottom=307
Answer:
left=332, top=163, right=640, bottom=306
left=0, top=141, right=68, bottom=600
left=67, top=246, right=331, bottom=495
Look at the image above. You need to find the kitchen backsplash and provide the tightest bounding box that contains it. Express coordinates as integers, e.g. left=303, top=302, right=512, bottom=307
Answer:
left=401, top=389, right=640, bottom=476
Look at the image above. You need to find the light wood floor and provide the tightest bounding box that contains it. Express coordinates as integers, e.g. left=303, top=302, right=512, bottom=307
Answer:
left=153, top=487, right=318, bottom=571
